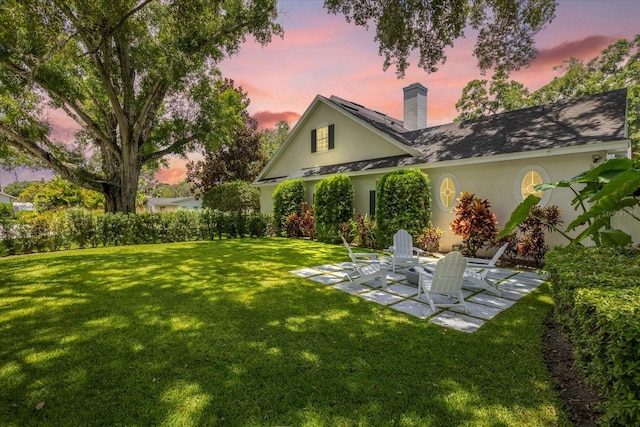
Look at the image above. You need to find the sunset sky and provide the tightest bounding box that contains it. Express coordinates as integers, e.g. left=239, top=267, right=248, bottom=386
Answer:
left=1, top=0, right=639, bottom=187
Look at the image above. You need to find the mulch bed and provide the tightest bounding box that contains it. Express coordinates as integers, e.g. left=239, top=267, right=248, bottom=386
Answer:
left=541, top=313, right=606, bottom=426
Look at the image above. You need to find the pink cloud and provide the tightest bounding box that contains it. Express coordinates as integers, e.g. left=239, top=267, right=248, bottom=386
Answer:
left=252, top=111, right=301, bottom=130
left=155, top=158, right=188, bottom=185
left=530, top=35, right=617, bottom=70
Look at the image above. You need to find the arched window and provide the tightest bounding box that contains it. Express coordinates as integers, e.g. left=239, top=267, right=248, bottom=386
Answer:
left=515, top=166, right=551, bottom=205
left=436, top=174, right=459, bottom=211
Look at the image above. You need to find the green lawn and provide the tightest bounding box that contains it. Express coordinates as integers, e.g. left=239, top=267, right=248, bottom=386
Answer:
left=0, top=238, right=571, bottom=426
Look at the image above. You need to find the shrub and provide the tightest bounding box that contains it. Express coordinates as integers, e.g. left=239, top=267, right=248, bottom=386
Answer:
left=375, top=169, right=432, bottom=248
left=348, top=212, right=376, bottom=249
left=284, top=212, right=302, bottom=238
left=449, top=192, right=497, bottom=257
left=272, top=179, right=305, bottom=234
left=0, top=203, right=13, bottom=219
left=299, top=203, right=315, bottom=239
left=66, top=208, right=96, bottom=249
left=203, top=180, right=260, bottom=213
left=247, top=213, right=269, bottom=237
left=546, top=245, right=640, bottom=425
left=314, top=174, right=353, bottom=242
left=416, top=226, right=443, bottom=253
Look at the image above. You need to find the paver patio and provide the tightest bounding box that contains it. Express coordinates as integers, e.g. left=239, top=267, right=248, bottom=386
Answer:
left=290, top=256, right=547, bottom=333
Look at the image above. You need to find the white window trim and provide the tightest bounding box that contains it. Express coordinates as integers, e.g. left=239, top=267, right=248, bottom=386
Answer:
left=514, top=165, right=552, bottom=206
left=435, top=173, right=460, bottom=211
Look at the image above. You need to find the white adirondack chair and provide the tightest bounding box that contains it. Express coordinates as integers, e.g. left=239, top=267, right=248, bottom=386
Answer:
left=463, top=242, right=509, bottom=296
left=414, top=251, right=468, bottom=313
left=341, top=236, right=387, bottom=288
left=387, top=229, right=424, bottom=272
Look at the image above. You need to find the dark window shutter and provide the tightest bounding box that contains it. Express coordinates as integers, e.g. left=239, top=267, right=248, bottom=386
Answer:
left=311, top=129, right=317, bottom=153
left=328, top=124, right=335, bottom=149
left=369, top=190, right=376, bottom=217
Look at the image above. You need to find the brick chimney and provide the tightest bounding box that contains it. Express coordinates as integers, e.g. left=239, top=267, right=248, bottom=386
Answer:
left=403, top=83, right=427, bottom=131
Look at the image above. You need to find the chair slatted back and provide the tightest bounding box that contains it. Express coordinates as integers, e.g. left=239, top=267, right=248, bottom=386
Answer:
left=430, top=251, right=467, bottom=294
left=341, top=235, right=364, bottom=275
left=393, top=229, right=414, bottom=258
left=490, top=243, right=509, bottom=266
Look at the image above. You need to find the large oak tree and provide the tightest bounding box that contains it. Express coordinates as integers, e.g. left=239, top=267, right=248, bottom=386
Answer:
left=0, top=0, right=281, bottom=212
left=1, top=0, right=556, bottom=212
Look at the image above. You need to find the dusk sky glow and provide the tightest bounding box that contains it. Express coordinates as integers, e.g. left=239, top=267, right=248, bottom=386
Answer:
left=1, top=0, right=639, bottom=187
left=155, top=0, right=639, bottom=184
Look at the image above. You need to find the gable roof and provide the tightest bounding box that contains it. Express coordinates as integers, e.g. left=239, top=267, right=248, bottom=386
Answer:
left=256, top=88, right=629, bottom=185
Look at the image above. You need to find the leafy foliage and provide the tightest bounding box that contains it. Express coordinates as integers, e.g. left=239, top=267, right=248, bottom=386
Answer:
left=314, top=174, right=354, bottom=243
left=283, top=202, right=315, bottom=239
left=345, top=212, right=377, bottom=249
left=202, top=180, right=260, bottom=213
left=0, top=203, right=12, bottom=219
left=375, top=169, right=432, bottom=248
left=546, top=246, right=640, bottom=425
left=449, top=192, right=498, bottom=257
left=186, top=87, right=267, bottom=196
left=498, top=204, right=562, bottom=267
left=2, top=180, right=40, bottom=197
left=325, top=0, right=556, bottom=77
left=0, top=2, right=281, bottom=212
left=260, top=120, right=290, bottom=161
left=272, top=179, right=305, bottom=234
left=416, top=226, right=444, bottom=253
left=0, top=209, right=272, bottom=256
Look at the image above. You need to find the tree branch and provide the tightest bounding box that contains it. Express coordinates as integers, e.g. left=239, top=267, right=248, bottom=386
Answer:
left=0, top=123, right=105, bottom=192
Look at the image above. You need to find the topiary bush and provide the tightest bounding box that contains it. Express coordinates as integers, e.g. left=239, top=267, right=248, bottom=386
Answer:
left=272, top=179, right=305, bottom=235
left=546, top=245, right=640, bottom=426
left=314, top=174, right=353, bottom=243
left=375, top=169, right=432, bottom=249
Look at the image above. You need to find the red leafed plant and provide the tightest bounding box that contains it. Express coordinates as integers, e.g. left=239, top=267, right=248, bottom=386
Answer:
left=449, top=192, right=498, bottom=257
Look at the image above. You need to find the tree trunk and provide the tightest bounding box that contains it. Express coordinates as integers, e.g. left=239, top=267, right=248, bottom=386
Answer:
left=102, top=145, right=140, bottom=214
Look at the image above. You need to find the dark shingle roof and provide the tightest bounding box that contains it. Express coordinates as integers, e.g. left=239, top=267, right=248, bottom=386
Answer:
left=404, top=88, right=628, bottom=162
left=257, top=89, right=628, bottom=184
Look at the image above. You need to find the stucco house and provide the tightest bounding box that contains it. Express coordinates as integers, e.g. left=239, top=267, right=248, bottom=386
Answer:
left=146, top=196, right=202, bottom=213
left=254, top=84, right=632, bottom=249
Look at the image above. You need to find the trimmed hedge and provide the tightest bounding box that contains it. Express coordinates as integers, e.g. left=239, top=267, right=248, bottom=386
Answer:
left=272, top=179, right=305, bottom=234
left=375, top=169, right=432, bottom=248
left=0, top=209, right=271, bottom=257
left=314, top=174, right=354, bottom=243
left=546, top=245, right=640, bottom=426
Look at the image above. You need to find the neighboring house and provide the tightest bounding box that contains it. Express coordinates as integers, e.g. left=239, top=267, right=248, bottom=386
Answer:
left=254, top=84, right=633, bottom=249
left=0, top=191, right=17, bottom=204
left=146, top=196, right=202, bottom=213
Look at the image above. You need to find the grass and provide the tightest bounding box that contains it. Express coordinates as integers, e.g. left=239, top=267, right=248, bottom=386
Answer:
left=0, top=238, right=571, bottom=426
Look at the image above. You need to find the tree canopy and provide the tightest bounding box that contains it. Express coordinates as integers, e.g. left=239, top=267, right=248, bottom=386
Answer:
left=186, top=85, right=267, bottom=196
left=1, top=0, right=557, bottom=213
left=454, top=35, right=640, bottom=155
left=325, top=0, right=557, bottom=77
left=0, top=0, right=281, bottom=213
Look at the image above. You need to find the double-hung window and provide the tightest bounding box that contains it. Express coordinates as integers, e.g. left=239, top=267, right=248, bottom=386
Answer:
left=311, top=124, right=334, bottom=153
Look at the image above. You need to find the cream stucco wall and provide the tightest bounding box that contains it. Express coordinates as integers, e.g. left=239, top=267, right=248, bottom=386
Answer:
left=427, top=151, right=608, bottom=250
left=262, top=100, right=407, bottom=180
left=258, top=150, right=638, bottom=251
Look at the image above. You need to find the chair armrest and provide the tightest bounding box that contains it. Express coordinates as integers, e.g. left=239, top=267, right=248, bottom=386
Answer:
left=464, top=257, right=491, bottom=265
left=412, top=247, right=425, bottom=255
